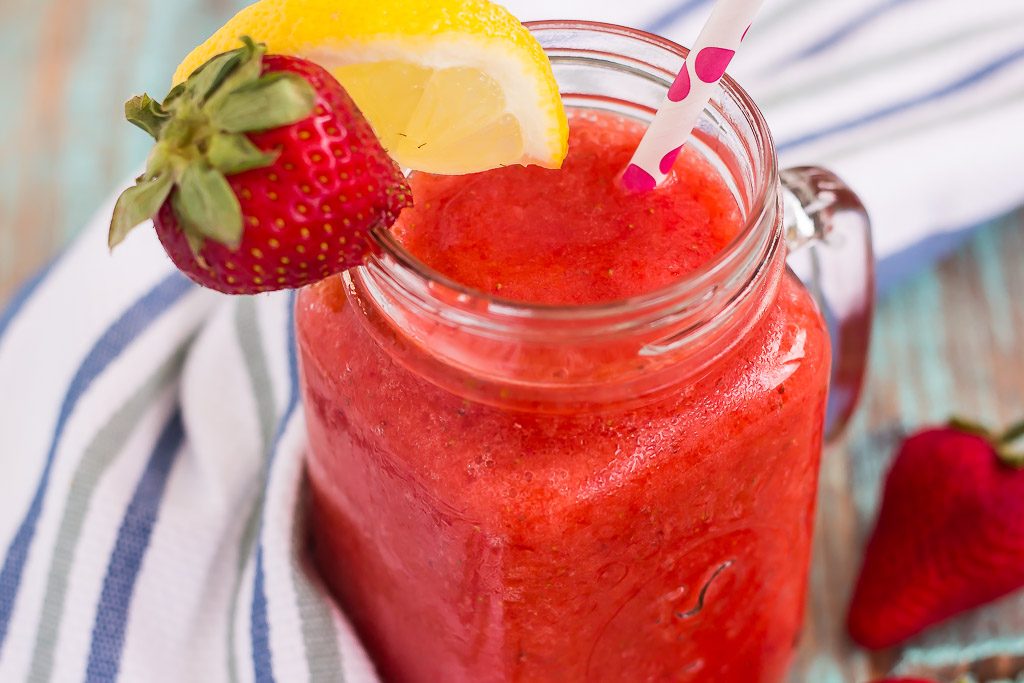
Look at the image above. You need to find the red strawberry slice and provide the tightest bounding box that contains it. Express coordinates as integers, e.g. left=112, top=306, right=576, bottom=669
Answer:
left=109, top=37, right=411, bottom=294
left=848, top=420, right=1024, bottom=649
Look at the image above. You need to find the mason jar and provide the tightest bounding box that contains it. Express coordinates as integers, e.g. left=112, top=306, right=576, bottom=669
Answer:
left=297, top=20, right=873, bottom=683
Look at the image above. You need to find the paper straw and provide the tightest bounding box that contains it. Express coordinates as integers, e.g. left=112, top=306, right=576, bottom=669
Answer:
left=622, top=0, right=765, bottom=192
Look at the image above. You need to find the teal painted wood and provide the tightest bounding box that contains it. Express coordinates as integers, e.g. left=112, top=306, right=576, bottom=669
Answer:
left=0, top=0, right=251, bottom=297
left=1, top=2, right=1023, bottom=681
left=788, top=212, right=1024, bottom=683
left=858, top=215, right=1024, bottom=682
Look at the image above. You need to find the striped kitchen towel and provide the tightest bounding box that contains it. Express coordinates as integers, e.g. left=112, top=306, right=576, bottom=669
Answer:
left=513, top=0, right=1024, bottom=289
left=1, top=1, right=1023, bottom=681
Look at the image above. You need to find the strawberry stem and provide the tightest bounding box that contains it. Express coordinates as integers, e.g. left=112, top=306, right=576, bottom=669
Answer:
left=950, top=416, right=1024, bottom=469
left=998, top=418, right=1024, bottom=469
left=998, top=447, right=1024, bottom=469
left=947, top=416, right=993, bottom=439
left=108, top=36, right=315, bottom=252
left=999, top=418, right=1024, bottom=445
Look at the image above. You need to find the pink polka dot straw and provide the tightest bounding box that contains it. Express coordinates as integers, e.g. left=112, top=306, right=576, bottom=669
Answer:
left=622, top=0, right=765, bottom=192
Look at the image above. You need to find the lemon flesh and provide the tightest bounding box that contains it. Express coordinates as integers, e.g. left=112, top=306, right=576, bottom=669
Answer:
left=175, top=0, right=568, bottom=175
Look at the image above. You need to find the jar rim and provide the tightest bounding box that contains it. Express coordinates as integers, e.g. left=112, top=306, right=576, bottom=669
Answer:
left=364, top=19, right=779, bottom=324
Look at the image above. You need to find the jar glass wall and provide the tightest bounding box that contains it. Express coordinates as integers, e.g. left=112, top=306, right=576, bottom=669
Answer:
left=298, top=21, right=832, bottom=683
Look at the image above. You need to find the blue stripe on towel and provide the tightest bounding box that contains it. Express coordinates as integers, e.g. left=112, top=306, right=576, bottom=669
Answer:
left=0, top=256, right=60, bottom=344
left=644, top=0, right=713, bottom=35
left=0, top=272, right=192, bottom=651
left=777, top=45, right=1024, bottom=152
left=874, top=212, right=1020, bottom=294
left=250, top=293, right=299, bottom=683
left=85, top=408, right=185, bottom=683
left=251, top=546, right=274, bottom=683
left=785, top=0, right=917, bottom=62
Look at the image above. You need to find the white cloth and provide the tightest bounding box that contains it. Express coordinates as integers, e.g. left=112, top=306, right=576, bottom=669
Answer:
left=1, top=1, right=1023, bottom=681
left=511, top=0, right=1024, bottom=263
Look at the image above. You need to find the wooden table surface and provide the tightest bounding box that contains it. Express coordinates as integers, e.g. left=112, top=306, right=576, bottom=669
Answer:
left=2, top=1, right=1023, bottom=681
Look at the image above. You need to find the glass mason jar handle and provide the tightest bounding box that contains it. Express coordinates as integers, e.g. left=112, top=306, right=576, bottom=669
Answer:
left=781, top=166, right=875, bottom=442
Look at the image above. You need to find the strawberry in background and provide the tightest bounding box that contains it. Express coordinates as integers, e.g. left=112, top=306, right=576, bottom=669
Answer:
left=849, top=418, right=1024, bottom=649
left=110, top=37, right=412, bottom=294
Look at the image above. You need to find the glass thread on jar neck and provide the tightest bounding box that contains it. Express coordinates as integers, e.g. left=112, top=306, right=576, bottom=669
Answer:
left=347, top=21, right=783, bottom=412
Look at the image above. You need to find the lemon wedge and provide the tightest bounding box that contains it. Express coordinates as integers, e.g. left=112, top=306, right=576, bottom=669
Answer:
left=175, top=0, right=568, bottom=174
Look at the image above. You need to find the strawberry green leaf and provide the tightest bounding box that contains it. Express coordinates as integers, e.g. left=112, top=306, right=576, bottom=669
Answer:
left=175, top=164, right=244, bottom=249
left=999, top=421, right=1024, bottom=468
left=182, top=226, right=206, bottom=258
left=207, top=133, right=278, bottom=175
left=202, top=39, right=266, bottom=113
left=108, top=172, right=174, bottom=249
left=186, top=49, right=245, bottom=105
left=948, top=417, right=993, bottom=439
left=1000, top=419, right=1024, bottom=445
left=162, top=82, right=187, bottom=109
left=207, top=72, right=316, bottom=133
left=999, top=448, right=1024, bottom=469
left=125, top=95, right=170, bottom=140
left=159, top=114, right=201, bottom=151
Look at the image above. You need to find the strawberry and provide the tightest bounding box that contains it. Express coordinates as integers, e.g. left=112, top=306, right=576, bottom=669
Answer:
left=109, top=37, right=411, bottom=294
left=848, top=418, right=1024, bottom=649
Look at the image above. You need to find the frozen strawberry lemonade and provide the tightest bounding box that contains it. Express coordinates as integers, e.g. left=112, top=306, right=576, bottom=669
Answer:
left=393, top=112, right=739, bottom=305
left=112, top=0, right=832, bottom=679
left=298, top=111, right=830, bottom=682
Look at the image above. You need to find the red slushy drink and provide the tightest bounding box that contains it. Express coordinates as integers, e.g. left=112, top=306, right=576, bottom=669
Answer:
left=298, top=110, right=830, bottom=682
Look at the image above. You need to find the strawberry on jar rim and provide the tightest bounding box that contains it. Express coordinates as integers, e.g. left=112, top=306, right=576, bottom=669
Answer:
left=848, top=417, right=1024, bottom=649
left=109, top=37, right=412, bottom=294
